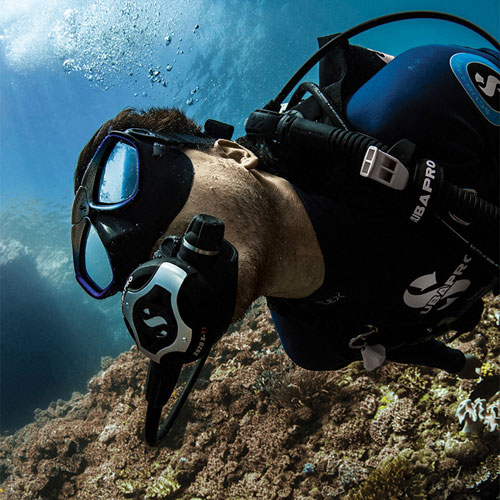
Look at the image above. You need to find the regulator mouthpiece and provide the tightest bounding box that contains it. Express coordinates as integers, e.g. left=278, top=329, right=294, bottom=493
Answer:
left=121, top=213, right=238, bottom=445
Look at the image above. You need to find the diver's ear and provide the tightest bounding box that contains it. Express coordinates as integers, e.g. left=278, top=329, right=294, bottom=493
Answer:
left=214, top=139, right=259, bottom=170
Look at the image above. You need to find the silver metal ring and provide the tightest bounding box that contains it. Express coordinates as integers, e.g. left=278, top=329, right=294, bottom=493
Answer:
left=182, top=238, right=219, bottom=256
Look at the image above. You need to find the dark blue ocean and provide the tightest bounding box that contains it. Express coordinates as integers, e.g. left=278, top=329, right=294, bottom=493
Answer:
left=1, top=0, right=498, bottom=433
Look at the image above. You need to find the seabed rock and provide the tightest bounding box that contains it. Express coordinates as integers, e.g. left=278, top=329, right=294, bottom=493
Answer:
left=0, top=296, right=499, bottom=499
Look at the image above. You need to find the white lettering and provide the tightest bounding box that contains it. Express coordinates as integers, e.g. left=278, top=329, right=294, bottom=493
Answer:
left=415, top=206, right=425, bottom=217
left=419, top=194, right=430, bottom=206
left=422, top=178, right=432, bottom=193
left=193, top=330, right=207, bottom=357
left=410, top=160, right=437, bottom=223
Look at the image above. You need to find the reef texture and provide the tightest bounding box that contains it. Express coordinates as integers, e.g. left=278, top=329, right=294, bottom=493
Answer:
left=1, top=295, right=499, bottom=500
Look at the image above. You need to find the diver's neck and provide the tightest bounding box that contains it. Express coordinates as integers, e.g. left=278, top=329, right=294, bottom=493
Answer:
left=252, top=170, right=325, bottom=299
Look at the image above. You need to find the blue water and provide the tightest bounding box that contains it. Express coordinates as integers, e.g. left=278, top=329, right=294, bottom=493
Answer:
left=0, top=0, right=498, bottom=432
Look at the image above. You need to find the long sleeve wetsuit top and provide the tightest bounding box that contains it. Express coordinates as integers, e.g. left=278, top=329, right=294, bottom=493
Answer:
left=267, top=44, right=500, bottom=372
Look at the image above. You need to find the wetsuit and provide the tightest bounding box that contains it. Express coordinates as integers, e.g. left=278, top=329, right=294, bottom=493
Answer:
left=268, top=44, right=500, bottom=372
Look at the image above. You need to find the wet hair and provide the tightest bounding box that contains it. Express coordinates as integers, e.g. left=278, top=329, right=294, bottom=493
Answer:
left=74, top=107, right=213, bottom=192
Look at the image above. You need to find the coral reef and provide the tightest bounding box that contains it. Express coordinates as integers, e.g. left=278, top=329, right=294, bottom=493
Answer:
left=456, top=397, right=500, bottom=436
left=456, top=398, right=487, bottom=435
left=344, top=454, right=427, bottom=500
left=484, top=402, right=500, bottom=434
left=0, top=295, right=499, bottom=499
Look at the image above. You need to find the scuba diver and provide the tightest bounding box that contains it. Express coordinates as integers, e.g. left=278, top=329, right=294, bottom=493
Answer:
left=72, top=12, right=499, bottom=445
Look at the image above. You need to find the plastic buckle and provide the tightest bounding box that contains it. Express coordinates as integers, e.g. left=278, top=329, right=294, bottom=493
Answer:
left=360, top=146, right=409, bottom=191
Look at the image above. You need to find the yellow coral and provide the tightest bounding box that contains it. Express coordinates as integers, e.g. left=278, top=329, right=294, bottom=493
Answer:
left=116, top=478, right=142, bottom=494
left=145, top=465, right=181, bottom=498
left=480, top=361, right=496, bottom=378
left=397, top=367, right=429, bottom=396
left=344, top=455, right=427, bottom=500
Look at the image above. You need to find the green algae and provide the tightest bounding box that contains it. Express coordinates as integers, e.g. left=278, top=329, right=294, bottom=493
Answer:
left=373, top=385, right=396, bottom=420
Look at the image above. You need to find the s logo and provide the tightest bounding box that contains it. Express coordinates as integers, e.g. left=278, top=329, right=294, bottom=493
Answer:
left=403, top=272, right=470, bottom=313
left=450, top=53, right=500, bottom=126
left=142, top=307, right=171, bottom=340
left=403, top=255, right=472, bottom=315
left=142, top=308, right=169, bottom=329
left=474, top=71, right=500, bottom=99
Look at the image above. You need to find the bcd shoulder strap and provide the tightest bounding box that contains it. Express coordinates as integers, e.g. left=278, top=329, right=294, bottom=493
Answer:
left=317, top=35, right=389, bottom=114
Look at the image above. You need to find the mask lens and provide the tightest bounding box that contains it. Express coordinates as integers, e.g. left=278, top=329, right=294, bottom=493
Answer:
left=84, top=224, right=113, bottom=291
left=98, top=141, right=139, bottom=204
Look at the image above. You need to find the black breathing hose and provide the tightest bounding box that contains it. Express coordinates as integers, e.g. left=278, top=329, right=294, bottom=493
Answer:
left=144, top=352, right=210, bottom=446
left=276, top=113, right=389, bottom=165
left=441, top=182, right=499, bottom=230
left=267, top=11, right=500, bottom=110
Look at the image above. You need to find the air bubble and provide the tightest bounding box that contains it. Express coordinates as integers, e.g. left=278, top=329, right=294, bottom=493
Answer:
left=62, top=59, right=76, bottom=74
left=63, top=9, right=75, bottom=21
left=186, top=98, right=193, bottom=105
left=164, top=35, right=172, bottom=46
left=166, top=64, right=172, bottom=71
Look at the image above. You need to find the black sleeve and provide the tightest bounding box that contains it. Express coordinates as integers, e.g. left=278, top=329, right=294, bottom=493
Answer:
left=386, top=340, right=466, bottom=373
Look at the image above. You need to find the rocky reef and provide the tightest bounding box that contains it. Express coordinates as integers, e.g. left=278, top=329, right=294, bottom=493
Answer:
left=0, top=295, right=499, bottom=500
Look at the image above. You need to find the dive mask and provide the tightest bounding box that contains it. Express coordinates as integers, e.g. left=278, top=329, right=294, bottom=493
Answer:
left=71, top=128, right=211, bottom=299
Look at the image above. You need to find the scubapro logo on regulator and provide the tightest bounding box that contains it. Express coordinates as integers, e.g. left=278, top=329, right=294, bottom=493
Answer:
left=403, top=255, right=472, bottom=315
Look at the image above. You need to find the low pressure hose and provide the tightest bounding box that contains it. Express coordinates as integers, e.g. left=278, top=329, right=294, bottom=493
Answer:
left=287, top=82, right=350, bottom=130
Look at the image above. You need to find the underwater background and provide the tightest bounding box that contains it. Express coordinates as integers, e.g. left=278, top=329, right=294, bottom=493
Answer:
left=0, top=0, right=498, bottom=434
